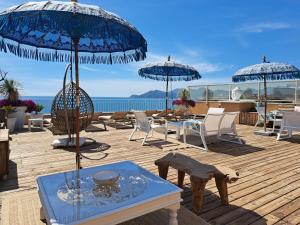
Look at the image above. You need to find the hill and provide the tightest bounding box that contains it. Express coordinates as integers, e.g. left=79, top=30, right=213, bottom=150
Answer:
left=130, top=89, right=181, bottom=98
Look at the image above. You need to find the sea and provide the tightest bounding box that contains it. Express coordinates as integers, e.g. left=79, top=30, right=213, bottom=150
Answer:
left=21, top=96, right=173, bottom=114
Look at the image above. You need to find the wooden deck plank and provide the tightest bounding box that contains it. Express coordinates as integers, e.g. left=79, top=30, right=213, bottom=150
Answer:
left=1, top=124, right=300, bottom=225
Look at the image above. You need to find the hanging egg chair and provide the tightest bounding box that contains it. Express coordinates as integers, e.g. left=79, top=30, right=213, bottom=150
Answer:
left=51, top=64, right=94, bottom=147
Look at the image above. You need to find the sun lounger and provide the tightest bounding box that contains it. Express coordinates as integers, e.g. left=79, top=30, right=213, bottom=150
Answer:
left=98, top=111, right=133, bottom=129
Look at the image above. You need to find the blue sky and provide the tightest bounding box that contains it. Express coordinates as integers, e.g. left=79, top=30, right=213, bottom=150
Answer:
left=0, top=0, right=300, bottom=97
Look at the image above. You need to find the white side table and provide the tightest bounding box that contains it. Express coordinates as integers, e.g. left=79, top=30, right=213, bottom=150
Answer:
left=28, top=118, right=44, bottom=131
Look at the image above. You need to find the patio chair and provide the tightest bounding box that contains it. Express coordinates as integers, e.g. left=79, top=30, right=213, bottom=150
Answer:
left=294, top=106, right=300, bottom=112
left=129, top=111, right=167, bottom=145
left=183, top=113, right=224, bottom=151
left=218, top=112, right=243, bottom=144
left=193, top=107, right=224, bottom=119
left=277, top=111, right=300, bottom=140
left=98, top=111, right=133, bottom=129
left=254, top=107, right=282, bottom=133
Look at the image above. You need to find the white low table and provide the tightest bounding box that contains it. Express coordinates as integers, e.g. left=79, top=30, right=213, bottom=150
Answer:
left=28, top=118, right=44, bottom=131
left=167, top=121, right=184, bottom=140
left=37, top=161, right=182, bottom=225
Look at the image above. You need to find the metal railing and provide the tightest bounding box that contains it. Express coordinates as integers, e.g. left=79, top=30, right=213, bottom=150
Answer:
left=25, top=97, right=173, bottom=113
left=188, top=80, right=300, bottom=103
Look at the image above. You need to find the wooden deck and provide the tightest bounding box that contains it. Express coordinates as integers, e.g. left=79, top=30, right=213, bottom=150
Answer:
left=1, top=123, right=300, bottom=225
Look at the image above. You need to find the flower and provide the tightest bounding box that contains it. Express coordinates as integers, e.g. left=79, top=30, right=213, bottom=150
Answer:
left=0, top=99, right=37, bottom=113
left=172, top=99, right=195, bottom=107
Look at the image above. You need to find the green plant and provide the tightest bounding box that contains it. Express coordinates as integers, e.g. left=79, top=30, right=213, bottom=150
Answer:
left=0, top=79, right=21, bottom=103
left=35, top=104, right=44, bottom=114
left=1, top=105, right=16, bottom=114
left=178, top=88, right=191, bottom=100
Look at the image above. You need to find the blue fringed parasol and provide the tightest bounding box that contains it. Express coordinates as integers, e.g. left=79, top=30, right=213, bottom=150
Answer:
left=0, top=1, right=147, bottom=64
left=0, top=0, right=147, bottom=170
left=232, top=57, right=300, bottom=133
left=138, top=56, right=201, bottom=116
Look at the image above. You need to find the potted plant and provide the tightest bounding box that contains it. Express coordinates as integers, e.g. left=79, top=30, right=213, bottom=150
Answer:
left=1, top=105, right=17, bottom=132
left=30, top=104, right=44, bottom=126
left=172, top=89, right=196, bottom=117
left=0, top=79, right=37, bottom=129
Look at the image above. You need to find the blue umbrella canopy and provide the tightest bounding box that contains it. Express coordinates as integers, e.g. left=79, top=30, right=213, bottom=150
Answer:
left=138, top=61, right=201, bottom=81
left=232, top=58, right=300, bottom=133
left=138, top=57, right=201, bottom=115
left=0, top=0, right=147, bottom=170
left=0, top=1, right=147, bottom=64
left=232, top=62, right=300, bottom=82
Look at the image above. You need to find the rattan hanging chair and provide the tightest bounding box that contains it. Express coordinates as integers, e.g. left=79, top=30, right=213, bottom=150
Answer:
left=51, top=64, right=94, bottom=142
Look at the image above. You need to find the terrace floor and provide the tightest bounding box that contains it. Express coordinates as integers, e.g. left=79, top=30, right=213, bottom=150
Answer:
left=1, top=123, right=300, bottom=225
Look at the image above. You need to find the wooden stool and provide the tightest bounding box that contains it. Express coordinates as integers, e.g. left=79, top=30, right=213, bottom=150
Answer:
left=155, top=153, right=239, bottom=214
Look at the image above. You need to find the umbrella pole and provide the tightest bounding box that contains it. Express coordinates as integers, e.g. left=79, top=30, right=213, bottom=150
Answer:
left=165, top=76, right=169, bottom=118
left=263, top=75, right=267, bottom=132
left=73, top=38, right=81, bottom=170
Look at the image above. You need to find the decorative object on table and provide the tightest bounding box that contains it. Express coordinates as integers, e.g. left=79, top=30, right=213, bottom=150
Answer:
left=172, top=88, right=196, bottom=118
left=0, top=0, right=147, bottom=170
left=1, top=106, right=16, bottom=132
left=232, top=56, right=300, bottom=135
left=138, top=56, right=201, bottom=118
left=93, top=170, right=120, bottom=186
left=231, top=87, right=242, bottom=101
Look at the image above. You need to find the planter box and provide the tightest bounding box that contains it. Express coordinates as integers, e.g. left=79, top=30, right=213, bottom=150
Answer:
left=0, top=129, right=9, bottom=180
left=8, top=106, right=27, bottom=129
left=239, top=112, right=258, bottom=125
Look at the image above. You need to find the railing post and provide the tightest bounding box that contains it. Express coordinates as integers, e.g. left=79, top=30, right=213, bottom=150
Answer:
left=229, top=84, right=231, bottom=101
left=295, top=80, right=298, bottom=104
left=206, top=86, right=208, bottom=103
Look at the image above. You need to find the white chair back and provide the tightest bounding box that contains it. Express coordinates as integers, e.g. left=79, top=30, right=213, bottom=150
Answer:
left=219, top=112, right=239, bottom=134
left=133, top=111, right=151, bottom=132
left=207, top=107, right=224, bottom=114
left=256, top=107, right=266, bottom=120
left=282, top=111, right=300, bottom=129
left=204, top=113, right=224, bottom=136
left=294, top=106, right=300, bottom=112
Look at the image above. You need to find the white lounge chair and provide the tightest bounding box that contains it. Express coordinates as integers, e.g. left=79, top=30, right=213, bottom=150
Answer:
left=193, top=107, right=224, bottom=119
left=218, top=112, right=243, bottom=144
left=277, top=111, right=300, bottom=140
left=183, top=113, right=224, bottom=151
left=294, top=106, right=300, bottom=112
left=254, top=107, right=282, bottom=133
left=129, top=111, right=167, bottom=145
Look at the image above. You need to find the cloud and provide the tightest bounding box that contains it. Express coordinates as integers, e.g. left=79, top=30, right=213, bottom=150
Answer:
left=238, top=22, right=290, bottom=33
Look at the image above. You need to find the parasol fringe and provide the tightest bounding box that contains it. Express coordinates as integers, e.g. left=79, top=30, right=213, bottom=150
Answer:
left=0, top=39, right=147, bottom=64
left=233, top=73, right=300, bottom=82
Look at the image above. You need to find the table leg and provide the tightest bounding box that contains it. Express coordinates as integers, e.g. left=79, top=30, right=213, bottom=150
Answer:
left=41, top=120, right=44, bottom=130
left=177, top=170, right=185, bottom=188
left=215, top=175, right=229, bottom=205
left=167, top=203, right=180, bottom=225
left=28, top=120, right=31, bottom=132
left=176, top=126, right=180, bottom=140
left=158, top=164, right=169, bottom=180
left=190, top=176, right=208, bottom=214
left=40, top=207, right=46, bottom=223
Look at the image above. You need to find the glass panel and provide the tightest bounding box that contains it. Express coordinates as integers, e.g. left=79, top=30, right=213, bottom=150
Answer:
left=260, top=81, right=296, bottom=102
left=231, top=82, right=259, bottom=100
left=189, top=86, right=207, bottom=101
left=207, top=85, right=230, bottom=100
